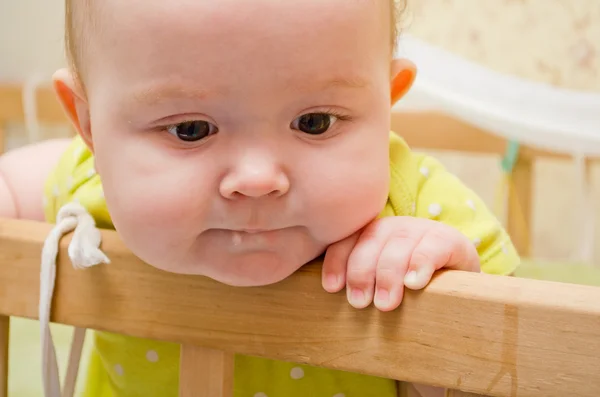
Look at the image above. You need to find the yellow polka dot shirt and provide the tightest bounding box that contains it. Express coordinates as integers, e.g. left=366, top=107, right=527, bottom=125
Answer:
left=43, top=132, right=520, bottom=397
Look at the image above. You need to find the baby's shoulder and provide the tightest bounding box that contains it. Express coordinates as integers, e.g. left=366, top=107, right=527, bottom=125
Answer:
left=43, top=136, right=109, bottom=226
left=387, top=131, right=449, bottom=185
left=387, top=131, right=455, bottom=205
left=386, top=131, right=482, bottom=216
left=47, top=135, right=94, bottom=180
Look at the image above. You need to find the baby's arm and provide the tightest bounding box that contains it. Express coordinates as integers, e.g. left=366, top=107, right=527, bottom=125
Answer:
left=0, top=139, right=72, bottom=221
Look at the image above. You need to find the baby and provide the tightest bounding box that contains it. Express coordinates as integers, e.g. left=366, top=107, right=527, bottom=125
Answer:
left=0, top=0, right=520, bottom=396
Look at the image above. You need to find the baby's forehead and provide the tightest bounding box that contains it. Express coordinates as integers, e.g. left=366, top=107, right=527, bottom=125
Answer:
left=100, top=0, right=389, bottom=35
left=79, top=0, right=393, bottom=93
left=72, top=0, right=395, bottom=79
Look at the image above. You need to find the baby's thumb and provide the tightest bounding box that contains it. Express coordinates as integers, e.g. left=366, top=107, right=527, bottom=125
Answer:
left=321, top=231, right=360, bottom=293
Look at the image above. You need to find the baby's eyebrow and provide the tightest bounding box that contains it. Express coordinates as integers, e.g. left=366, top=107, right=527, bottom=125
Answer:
left=288, top=75, right=371, bottom=92
left=132, top=84, right=218, bottom=105
left=131, top=75, right=370, bottom=105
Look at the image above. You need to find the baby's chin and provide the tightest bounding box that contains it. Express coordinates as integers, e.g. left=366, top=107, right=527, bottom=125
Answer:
left=207, top=262, right=301, bottom=287
left=145, top=250, right=315, bottom=287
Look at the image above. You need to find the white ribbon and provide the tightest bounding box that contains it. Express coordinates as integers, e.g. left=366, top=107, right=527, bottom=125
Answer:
left=39, top=202, right=110, bottom=397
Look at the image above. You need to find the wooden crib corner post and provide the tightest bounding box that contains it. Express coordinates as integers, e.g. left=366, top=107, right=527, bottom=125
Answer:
left=507, top=153, right=533, bottom=257
left=0, top=315, right=9, bottom=397
left=179, top=344, right=234, bottom=397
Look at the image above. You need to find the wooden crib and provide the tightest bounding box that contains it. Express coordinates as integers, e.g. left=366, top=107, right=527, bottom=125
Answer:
left=0, top=84, right=599, bottom=397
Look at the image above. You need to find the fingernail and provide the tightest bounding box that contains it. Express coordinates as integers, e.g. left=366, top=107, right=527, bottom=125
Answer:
left=349, top=288, right=366, bottom=307
left=404, top=270, right=418, bottom=286
left=375, top=288, right=389, bottom=306
left=325, top=274, right=339, bottom=289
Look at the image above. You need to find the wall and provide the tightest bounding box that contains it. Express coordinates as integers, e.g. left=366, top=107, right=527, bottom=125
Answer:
left=404, top=0, right=600, bottom=91
left=0, top=0, right=66, bottom=81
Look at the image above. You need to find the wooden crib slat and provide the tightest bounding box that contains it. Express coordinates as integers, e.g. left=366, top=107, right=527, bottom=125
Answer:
left=0, top=315, right=8, bottom=397
left=0, top=84, right=67, bottom=125
left=2, top=219, right=600, bottom=396
left=507, top=156, right=533, bottom=256
left=179, top=345, right=234, bottom=397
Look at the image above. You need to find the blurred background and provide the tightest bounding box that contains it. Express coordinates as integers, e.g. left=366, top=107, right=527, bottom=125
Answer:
left=0, top=0, right=599, bottom=395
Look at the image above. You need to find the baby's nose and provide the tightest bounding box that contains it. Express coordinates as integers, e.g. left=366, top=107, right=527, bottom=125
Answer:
left=219, top=161, right=290, bottom=199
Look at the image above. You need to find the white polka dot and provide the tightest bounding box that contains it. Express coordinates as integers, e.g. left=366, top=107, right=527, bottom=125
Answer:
left=99, top=189, right=104, bottom=199
left=146, top=350, right=159, bottom=363
left=473, top=238, right=481, bottom=248
left=466, top=199, right=476, bottom=210
left=254, top=393, right=268, bottom=397
left=420, top=166, right=430, bottom=177
left=333, top=394, right=346, bottom=397
left=114, top=364, right=124, bottom=376
left=290, top=366, right=304, bottom=379
left=66, top=176, right=73, bottom=190
left=87, top=168, right=96, bottom=178
left=502, top=243, right=508, bottom=254
left=428, top=203, right=442, bottom=217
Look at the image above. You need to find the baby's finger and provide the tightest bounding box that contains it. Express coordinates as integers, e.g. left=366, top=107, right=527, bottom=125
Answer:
left=445, top=230, right=481, bottom=273
left=404, top=226, right=455, bottom=290
left=322, top=231, right=360, bottom=293
left=373, top=236, right=417, bottom=311
left=345, top=221, right=388, bottom=309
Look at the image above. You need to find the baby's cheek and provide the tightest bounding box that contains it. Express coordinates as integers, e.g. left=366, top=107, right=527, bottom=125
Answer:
left=309, top=155, right=389, bottom=242
left=103, top=170, right=213, bottom=267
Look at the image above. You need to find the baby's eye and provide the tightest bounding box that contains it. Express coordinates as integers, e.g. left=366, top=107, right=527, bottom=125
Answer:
left=291, top=113, right=338, bottom=135
left=166, top=120, right=218, bottom=142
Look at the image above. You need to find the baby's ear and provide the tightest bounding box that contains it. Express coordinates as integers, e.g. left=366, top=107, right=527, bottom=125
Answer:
left=390, top=58, right=416, bottom=105
left=52, top=69, right=94, bottom=152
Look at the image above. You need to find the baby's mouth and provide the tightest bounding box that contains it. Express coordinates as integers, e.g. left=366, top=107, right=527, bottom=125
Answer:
left=226, top=227, right=289, bottom=248
left=237, top=228, right=271, bottom=234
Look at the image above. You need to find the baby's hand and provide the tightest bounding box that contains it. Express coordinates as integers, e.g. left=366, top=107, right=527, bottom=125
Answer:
left=321, top=216, right=480, bottom=311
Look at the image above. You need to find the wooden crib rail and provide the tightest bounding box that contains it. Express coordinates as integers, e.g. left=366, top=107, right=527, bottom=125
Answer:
left=0, top=84, right=66, bottom=125
left=1, top=218, right=600, bottom=396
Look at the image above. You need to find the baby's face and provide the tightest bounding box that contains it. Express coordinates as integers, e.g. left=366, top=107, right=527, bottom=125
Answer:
left=76, top=0, right=396, bottom=286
